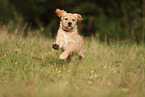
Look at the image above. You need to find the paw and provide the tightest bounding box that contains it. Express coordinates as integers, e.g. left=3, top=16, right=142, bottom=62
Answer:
left=59, top=54, right=68, bottom=60
left=52, top=43, right=59, bottom=49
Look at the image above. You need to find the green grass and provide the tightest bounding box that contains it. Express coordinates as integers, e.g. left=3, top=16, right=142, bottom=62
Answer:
left=0, top=28, right=144, bottom=97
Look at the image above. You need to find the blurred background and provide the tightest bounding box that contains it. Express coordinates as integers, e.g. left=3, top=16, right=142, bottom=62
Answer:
left=0, top=0, right=143, bottom=43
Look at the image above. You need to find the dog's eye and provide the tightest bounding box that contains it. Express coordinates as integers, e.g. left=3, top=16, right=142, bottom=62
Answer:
left=72, top=19, right=75, bottom=21
left=65, top=18, right=68, bottom=20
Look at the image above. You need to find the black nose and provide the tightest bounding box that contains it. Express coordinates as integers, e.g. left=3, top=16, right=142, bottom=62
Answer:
left=68, top=22, right=72, bottom=26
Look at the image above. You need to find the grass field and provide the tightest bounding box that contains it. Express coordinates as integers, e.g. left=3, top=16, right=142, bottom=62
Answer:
left=0, top=28, right=145, bottom=97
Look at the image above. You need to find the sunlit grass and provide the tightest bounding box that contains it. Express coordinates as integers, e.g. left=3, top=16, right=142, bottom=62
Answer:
left=0, top=27, right=144, bottom=97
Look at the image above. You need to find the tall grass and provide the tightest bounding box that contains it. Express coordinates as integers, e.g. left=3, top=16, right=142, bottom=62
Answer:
left=0, top=26, right=144, bottom=97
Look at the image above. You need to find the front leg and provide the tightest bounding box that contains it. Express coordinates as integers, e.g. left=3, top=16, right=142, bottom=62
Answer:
left=59, top=44, right=76, bottom=60
left=52, top=32, right=62, bottom=50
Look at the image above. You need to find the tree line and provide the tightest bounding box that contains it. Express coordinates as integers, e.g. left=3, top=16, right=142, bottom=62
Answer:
left=0, top=0, right=143, bottom=43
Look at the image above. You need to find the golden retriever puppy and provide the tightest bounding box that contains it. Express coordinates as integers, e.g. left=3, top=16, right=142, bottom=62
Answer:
left=52, top=9, right=84, bottom=63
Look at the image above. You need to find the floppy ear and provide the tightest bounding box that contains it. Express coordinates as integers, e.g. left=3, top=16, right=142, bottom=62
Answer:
left=76, top=14, right=83, bottom=22
left=55, top=9, right=66, bottom=17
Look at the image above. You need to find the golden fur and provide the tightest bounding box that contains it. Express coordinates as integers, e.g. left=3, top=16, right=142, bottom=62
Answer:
left=52, top=9, right=84, bottom=63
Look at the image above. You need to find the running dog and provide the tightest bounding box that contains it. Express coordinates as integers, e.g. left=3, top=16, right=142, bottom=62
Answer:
left=52, top=9, right=84, bottom=63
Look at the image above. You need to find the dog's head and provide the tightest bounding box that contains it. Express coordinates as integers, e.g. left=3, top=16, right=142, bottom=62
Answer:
left=56, top=9, right=83, bottom=31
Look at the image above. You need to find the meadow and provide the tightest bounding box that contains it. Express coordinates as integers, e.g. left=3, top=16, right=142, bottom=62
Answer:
left=0, top=27, right=144, bottom=97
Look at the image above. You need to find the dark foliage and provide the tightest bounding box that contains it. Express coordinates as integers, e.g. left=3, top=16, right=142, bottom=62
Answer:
left=0, top=0, right=143, bottom=43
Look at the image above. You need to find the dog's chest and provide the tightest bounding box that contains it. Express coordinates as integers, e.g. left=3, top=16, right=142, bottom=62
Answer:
left=62, top=32, right=74, bottom=44
left=60, top=32, right=77, bottom=49
left=63, top=33, right=71, bottom=44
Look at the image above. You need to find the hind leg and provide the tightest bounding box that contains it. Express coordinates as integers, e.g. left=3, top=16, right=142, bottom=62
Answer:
left=78, top=51, right=84, bottom=63
left=66, top=54, right=74, bottom=63
left=66, top=56, right=71, bottom=63
left=79, top=55, right=84, bottom=63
